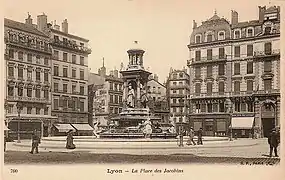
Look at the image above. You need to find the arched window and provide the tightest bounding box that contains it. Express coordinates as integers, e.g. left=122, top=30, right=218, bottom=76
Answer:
left=234, top=30, right=241, bottom=39
left=218, top=31, right=225, bottom=40
left=207, top=34, right=213, bottom=42
left=195, top=35, right=201, bottom=43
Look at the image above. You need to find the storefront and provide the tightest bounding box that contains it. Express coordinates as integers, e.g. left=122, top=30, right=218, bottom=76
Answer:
left=231, top=117, right=254, bottom=138
left=71, top=123, right=94, bottom=136
left=6, top=114, right=57, bottom=140
left=190, top=114, right=230, bottom=137
left=52, top=123, right=76, bottom=136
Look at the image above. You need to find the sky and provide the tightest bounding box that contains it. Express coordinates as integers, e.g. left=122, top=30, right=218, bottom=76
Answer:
left=3, top=0, right=276, bottom=83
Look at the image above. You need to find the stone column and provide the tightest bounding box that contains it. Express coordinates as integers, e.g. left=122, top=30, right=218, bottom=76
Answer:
left=123, top=81, right=128, bottom=109
left=137, top=79, right=141, bottom=108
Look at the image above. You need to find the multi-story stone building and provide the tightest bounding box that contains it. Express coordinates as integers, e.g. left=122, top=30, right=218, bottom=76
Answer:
left=166, top=68, right=190, bottom=125
left=4, top=15, right=55, bottom=139
left=45, top=16, right=92, bottom=125
left=147, top=75, right=169, bottom=123
left=187, top=6, right=280, bottom=137
left=88, top=64, right=123, bottom=127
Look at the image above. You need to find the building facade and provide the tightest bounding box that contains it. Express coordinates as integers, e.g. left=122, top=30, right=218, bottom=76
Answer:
left=4, top=16, right=55, bottom=139
left=88, top=65, right=123, bottom=127
left=166, top=68, right=190, bottom=125
left=47, top=17, right=91, bottom=125
left=147, top=75, right=169, bottom=123
left=187, top=6, right=280, bottom=137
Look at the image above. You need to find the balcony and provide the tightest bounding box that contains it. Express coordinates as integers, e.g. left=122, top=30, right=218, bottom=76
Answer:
left=169, top=84, right=190, bottom=89
left=187, top=55, right=227, bottom=66
left=7, top=96, right=51, bottom=104
left=253, top=89, right=280, bottom=96
left=5, top=37, right=52, bottom=54
left=169, top=93, right=185, bottom=98
left=191, top=92, right=229, bottom=99
left=231, top=91, right=253, bottom=97
left=253, top=49, right=280, bottom=58
left=52, top=39, right=92, bottom=55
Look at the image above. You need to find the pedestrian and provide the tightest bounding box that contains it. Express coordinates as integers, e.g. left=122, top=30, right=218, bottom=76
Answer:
left=268, top=129, right=280, bottom=157
left=30, top=129, right=41, bottom=154
left=66, top=130, right=76, bottom=149
left=186, top=127, right=196, bottom=145
left=4, top=133, right=7, bottom=152
left=197, top=128, right=203, bottom=145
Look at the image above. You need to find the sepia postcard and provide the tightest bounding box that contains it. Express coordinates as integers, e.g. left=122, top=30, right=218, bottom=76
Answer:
left=1, top=0, right=284, bottom=179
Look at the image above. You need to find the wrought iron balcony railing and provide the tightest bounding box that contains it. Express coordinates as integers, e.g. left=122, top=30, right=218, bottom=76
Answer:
left=254, top=49, right=280, bottom=57
left=5, top=37, right=52, bottom=54
left=52, top=39, right=92, bottom=54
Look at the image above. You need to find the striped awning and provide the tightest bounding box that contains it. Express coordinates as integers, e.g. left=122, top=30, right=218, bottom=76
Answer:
left=53, top=124, right=75, bottom=132
left=71, top=124, right=94, bottom=131
left=231, top=117, right=254, bottom=129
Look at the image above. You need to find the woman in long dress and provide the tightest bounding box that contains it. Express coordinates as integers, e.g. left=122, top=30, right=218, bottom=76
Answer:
left=66, top=130, right=76, bottom=149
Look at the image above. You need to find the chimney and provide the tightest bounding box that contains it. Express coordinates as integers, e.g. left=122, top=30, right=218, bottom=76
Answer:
left=231, top=10, right=238, bottom=25
left=259, top=6, right=266, bottom=23
left=193, top=20, right=197, bottom=29
left=37, top=13, right=48, bottom=32
left=110, top=70, right=114, bottom=77
left=154, top=74, right=158, bottom=81
left=62, top=19, right=68, bottom=33
left=25, top=13, right=33, bottom=25
left=114, top=70, right=119, bottom=78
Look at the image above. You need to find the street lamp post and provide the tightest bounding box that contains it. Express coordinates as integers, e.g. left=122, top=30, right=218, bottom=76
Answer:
left=178, top=98, right=184, bottom=147
left=16, top=102, right=23, bottom=143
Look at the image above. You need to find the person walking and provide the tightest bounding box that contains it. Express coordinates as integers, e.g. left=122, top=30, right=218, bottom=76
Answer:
left=268, top=129, right=280, bottom=157
left=197, top=128, right=203, bottom=145
left=66, top=130, right=76, bottom=149
left=186, top=127, right=196, bottom=145
left=30, top=129, right=41, bottom=154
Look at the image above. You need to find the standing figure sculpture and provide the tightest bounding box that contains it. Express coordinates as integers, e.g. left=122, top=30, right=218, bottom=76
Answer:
left=127, top=84, right=135, bottom=108
left=140, top=88, right=149, bottom=108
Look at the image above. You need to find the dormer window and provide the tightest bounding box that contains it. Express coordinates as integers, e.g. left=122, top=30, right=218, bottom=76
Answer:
left=265, top=27, right=271, bottom=35
left=247, top=28, right=253, bottom=37
left=195, top=35, right=201, bottom=43
left=207, top=34, right=213, bottom=42
left=218, top=31, right=225, bottom=40
left=234, top=30, right=241, bottom=39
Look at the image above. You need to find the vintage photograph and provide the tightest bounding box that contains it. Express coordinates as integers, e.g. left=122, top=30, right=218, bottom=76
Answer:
left=2, top=0, right=282, bottom=169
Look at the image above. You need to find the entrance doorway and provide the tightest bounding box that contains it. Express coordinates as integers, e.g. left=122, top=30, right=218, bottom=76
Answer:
left=262, top=118, right=275, bottom=137
left=43, top=125, right=49, bottom=137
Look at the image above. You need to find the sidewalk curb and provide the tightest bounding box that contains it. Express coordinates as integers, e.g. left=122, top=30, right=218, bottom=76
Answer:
left=12, top=142, right=259, bottom=149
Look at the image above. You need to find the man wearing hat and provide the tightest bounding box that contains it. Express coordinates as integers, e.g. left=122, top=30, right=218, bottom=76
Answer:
left=30, top=129, right=41, bottom=154
left=186, top=127, right=196, bottom=145
left=268, top=128, right=280, bottom=157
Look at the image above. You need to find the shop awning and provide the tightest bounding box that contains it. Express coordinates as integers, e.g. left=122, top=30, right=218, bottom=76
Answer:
left=231, top=117, right=254, bottom=129
left=53, top=124, right=75, bottom=132
left=71, top=124, right=94, bottom=131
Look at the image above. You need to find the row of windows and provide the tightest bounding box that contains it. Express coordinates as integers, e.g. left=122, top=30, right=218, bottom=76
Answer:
left=194, top=42, right=272, bottom=61
left=53, top=98, right=85, bottom=112
left=7, top=86, right=49, bottom=99
left=109, top=95, right=123, bottom=104
left=194, top=27, right=272, bottom=44
left=53, top=66, right=85, bottom=80
left=233, top=60, right=272, bottom=75
left=194, top=59, right=271, bottom=78
left=109, top=107, right=122, bottom=114
left=54, top=83, right=85, bottom=95
left=8, top=49, right=50, bottom=65
left=194, top=79, right=272, bottom=94
left=109, top=82, right=123, bottom=91
left=194, top=102, right=254, bottom=113
left=147, top=86, right=162, bottom=93
left=195, top=64, right=225, bottom=78
left=171, top=72, right=188, bottom=79
left=6, top=105, right=49, bottom=115
left=54, top=35, right=85, bottom=47
left=171, top=107, right=188, bottom=113
left=53, top=50, right=85, bottom=65
left=8, top=66, right=49, bottom=82
left=171, top=89, right=189, bottom=94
